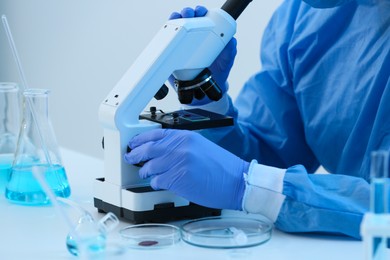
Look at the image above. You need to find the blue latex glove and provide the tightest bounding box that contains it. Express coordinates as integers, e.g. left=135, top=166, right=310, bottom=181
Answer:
left=169, top=6, right=237, bottom=105
left=124, top=129, right=250, bottom=210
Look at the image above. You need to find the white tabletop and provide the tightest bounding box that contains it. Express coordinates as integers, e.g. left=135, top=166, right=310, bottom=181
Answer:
left=0, top=148, right=370, bottom=259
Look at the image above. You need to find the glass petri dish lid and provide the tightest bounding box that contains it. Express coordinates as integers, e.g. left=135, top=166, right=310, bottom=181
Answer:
left=119, top=223, right=180, bottom=249
left=181, top=216, right=272, bottom=249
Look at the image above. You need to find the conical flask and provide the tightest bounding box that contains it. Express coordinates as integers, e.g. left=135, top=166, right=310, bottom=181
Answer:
left=5, top=88, right=71, bottom=205
left=0, top=82, right=21, bottom=192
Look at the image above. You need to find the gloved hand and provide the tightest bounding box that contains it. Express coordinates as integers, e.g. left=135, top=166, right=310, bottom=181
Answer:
left=169, top=6, right=237, bottom=105
left=124, top=129, right=250, bottom=210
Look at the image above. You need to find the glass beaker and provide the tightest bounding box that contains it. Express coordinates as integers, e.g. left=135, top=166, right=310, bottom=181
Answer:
left=66, top=212, right=120, bottom=256
left=0, top=82, right=21, bottom=193
left=5, top=88, right=71, bottom=205
left=58, top=197, right=120, bottom=257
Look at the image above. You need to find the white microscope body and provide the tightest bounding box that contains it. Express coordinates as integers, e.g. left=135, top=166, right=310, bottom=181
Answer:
left=93, top=7, right=238, bottom=222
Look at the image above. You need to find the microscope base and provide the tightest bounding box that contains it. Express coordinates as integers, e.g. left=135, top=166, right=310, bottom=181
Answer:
left=94, top=197, right=221, bottom=224
left=93, top=178, right=221, bottom=223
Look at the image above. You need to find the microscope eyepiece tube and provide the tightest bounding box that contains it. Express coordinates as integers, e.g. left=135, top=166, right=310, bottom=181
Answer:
left=221, top=0, right=253, bottom=20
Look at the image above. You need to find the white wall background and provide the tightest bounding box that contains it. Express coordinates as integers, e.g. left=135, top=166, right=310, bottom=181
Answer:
left=0, top=0, right=282, bottom=159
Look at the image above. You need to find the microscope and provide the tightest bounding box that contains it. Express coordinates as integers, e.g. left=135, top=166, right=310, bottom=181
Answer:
left=94, top=0, right=252, bottom=223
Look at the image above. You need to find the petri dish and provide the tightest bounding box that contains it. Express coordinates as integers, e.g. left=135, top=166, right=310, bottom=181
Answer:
left=180, top=217, right=272, bottom=249
left=119, top=224, right=180, bottom=249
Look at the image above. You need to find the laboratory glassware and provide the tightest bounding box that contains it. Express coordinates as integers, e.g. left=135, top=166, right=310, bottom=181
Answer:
left=66, top=211, right=120, bottom=256
left=5, top=88, right=71, bottom=205
left=31, top=164, right=121, bottom=257
left=370, top=150, right=389, bottom=214
left=120, top=223, right=181, bottom=249
left=0, top=82, right=20, bottom=192
left=59, top=197, right=120, bottom=256
left=180, top=216, right=272, bottom=249
left=368, top=150, right=390, bottom=260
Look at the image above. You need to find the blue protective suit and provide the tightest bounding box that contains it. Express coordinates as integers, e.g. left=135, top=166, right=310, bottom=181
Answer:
left=202, top=0, right=390, bottom=239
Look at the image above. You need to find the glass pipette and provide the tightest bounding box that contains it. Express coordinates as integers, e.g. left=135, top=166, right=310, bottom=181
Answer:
left=2, top=15, right=54, bottom=168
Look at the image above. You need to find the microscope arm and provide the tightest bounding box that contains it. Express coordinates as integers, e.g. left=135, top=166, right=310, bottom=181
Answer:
left=99, top=9, right=236, bottom=130
left=99, top=8, right=236, bottom=188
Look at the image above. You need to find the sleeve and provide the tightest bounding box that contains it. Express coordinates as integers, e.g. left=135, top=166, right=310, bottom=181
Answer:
left=242, top=161, right=370, bottom=239
left=198, top=0, right=320, bottom=172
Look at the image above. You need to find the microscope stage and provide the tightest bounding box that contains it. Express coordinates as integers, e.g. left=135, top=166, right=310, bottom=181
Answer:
left=139, top=108, right=233, bottom=130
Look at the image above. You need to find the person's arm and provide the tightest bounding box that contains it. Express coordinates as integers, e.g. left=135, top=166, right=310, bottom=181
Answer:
left=243, top=161, right=369, bottom=239
left=200, top=0, right=369, bottom=239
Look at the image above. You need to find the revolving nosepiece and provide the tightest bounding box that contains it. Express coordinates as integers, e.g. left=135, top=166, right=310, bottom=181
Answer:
left=175, top=68, right=222, bottom=104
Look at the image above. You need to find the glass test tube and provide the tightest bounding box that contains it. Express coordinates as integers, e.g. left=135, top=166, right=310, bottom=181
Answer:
left=370, top=150, right=389, bottom=214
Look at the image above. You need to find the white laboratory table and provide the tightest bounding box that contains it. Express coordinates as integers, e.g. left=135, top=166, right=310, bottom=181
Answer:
left=0, top=148, right=368, bottom=260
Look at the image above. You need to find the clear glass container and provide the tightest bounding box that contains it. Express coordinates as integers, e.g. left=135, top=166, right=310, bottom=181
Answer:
left=5, top=88, right=71, bottom=205
left=60, top=198, right=122, bottom=257
left=66, top=213, right=119, bottom=256
left=0, top=82, right=21, bottom=192
left=370, top=150, right=389, bottom=214
left=120, top=224, right=181, bottom=249
left=181, top=216, right=272, bottom=249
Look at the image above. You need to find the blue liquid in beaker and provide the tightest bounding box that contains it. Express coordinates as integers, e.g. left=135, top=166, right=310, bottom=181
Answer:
left=66, top=233, right=107, bottom=256
left=5, top=164, right=71, bottom=205
left=0, top=154, right=13, bottom=193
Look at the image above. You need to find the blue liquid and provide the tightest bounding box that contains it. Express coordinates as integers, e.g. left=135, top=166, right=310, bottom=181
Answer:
left=5, top=164, right=71, bottom=205
left=371, top=179, right=387, bottom=213
left=66, top=233, right=106, bottom=256
left=0, top=165, right=11, bottom=194
left=370, top=179, right=389, bottom=257
left=0, top=154, right=13, bottom=193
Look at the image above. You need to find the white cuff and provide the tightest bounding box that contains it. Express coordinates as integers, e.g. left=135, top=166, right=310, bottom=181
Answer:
left=242, top=160, right=286, bottom=222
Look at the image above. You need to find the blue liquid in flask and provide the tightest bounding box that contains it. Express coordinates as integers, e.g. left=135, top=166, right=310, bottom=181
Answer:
left=66, top=232, right=107, bottom=256
left=0, top=154, right=13, bottom=193
left=5, top=163, right=71, bottom=205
